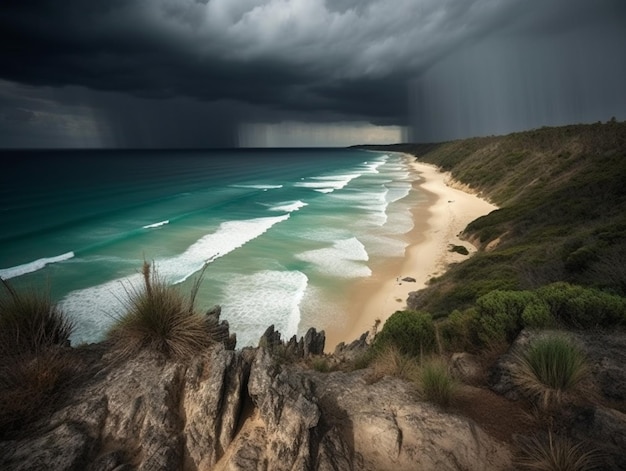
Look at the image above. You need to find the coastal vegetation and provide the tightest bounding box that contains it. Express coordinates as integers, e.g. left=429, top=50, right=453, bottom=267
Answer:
left=2, top=120, right=625, bottom=469
left=106, top=261, right=214, bottom=360
left=0, top=279, right=77, bottom=437
left=512, top=334, right=589, bottom=409
left=361, top=120, right=626, bottom=316
left=357, top=119, right=626, bottom=469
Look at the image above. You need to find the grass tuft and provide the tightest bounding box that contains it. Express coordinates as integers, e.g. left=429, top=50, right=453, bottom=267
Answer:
left=515, top=432, right=600, bottom=471
left=513, top=334, right=588, bottom=409
left=419, top=356, right=458, bottom=408
left=107, top=261, right=214, bottom=361
left=0, top=347, right=83, bottom=438
left=0, top=278, right=73, bottom=355
left=368, top=345, right=420, bottom=383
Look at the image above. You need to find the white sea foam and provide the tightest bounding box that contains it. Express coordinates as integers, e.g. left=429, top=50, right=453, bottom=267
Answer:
left=142, top=220, right=170, bottom=229
left=385, top=182, right=412, bottom=203
left=329, top=190, right=388, bottom=225
left=231, top=184, right=283, bottom=190
left=220, top=270, right=307, bottom=348
left=360, top=234, right=407, bottom=257
left=0, top=252, right=75, bottom=280
left=294, top=173, right=360, bottom=193
left=267, top=200, right=308, bottom=213
left=296, top=237, right=371, bottom=278
left=63, top=215, right=290, bottom=345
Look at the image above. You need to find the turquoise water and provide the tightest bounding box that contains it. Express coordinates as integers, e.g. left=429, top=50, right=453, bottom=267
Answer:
left=0, top=148, right=422, bottom=347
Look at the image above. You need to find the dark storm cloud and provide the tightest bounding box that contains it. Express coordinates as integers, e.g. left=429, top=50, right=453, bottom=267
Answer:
left=1, top=0, right=624, bottom=147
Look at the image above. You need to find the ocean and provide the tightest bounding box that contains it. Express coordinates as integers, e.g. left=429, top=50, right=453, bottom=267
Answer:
left=0, top=148, right=422, bottom=348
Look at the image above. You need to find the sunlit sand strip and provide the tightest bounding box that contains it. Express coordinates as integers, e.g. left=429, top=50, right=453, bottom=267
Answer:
left=325, top=154, right=498, bottom=351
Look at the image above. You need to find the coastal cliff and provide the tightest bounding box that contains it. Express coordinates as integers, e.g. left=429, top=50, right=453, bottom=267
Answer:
left=0, top=319, right=512, bottom=471
left=3, top=120, right=626, bottom=470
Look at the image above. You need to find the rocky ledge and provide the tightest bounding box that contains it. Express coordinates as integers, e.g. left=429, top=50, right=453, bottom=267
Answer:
left=0, top=316, right=512, bottom=471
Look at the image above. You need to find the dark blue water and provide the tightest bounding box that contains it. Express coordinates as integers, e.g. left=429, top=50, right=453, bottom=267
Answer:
left=0, top=148, right=420, bottom=347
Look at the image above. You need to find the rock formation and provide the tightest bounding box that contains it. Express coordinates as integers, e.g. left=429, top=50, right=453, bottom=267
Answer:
left=0, top=319, right=513, bottom=471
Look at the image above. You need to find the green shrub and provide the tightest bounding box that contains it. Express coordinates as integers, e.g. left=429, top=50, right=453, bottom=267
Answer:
left=475, top=290, right=539, bottom=345
left=521, top=300, right=554, bottom=329
left=373, top=310, right=436, bottom=357
left=419, top=356, right=458, bottom=408
left=538, top=282, right=626, bottom=327
left=0, top=279, right=73, bottom=356
left=513, top=334, right=588, bottom=409
left=438, top=309, right=479, bottom=351
left=564, top=246, right=598, bottom=273
left=107, top=262, right=214, bottom=360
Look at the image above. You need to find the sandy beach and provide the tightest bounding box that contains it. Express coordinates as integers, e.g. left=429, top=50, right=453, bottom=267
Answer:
left=325, top=154, right=498, bottom=351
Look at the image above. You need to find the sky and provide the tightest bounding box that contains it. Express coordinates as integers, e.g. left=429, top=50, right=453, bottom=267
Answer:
left=1, top=0, right=625, bottom=148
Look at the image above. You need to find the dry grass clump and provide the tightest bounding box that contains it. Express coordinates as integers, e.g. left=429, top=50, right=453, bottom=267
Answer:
left=107, top=262, right=213, bottom=361
left=0, top=278, right=73, bottom=355
left=367, top=345, right=420, bottom=383
left=418, top=356, right=458, bottom=408
left=513, top=334, right=588, bottom=409
left=0, top=278, right=78, bottom=437
left=0, top=348, right=82, bottom=437
left=514, top=432, right=600, bottom=471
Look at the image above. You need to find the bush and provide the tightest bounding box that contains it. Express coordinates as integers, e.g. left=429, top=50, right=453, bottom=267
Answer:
left=373, top=310, right=436, bottom=357
left=513, top=334, right=588, bottom=409
left=475, top=290, right=539, bottom=346
left=515, top=432, right=599, bottom=471
left=538, top=282, right=626, bottom=327
left=0, top=279, right=73, bottom=356
left=438, top=309, right=479, bottom=352
left=419, top=356, right=458, bottom=408
left=107, top=262, right=214, bottom=360
left=521, top=300, right=554, bottom=329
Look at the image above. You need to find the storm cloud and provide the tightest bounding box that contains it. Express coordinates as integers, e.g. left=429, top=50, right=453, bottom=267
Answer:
left=1, top=0, right=624, bottom=147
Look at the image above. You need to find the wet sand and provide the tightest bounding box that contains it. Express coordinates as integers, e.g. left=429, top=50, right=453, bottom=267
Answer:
left=324, top=155, right=497, bottom=351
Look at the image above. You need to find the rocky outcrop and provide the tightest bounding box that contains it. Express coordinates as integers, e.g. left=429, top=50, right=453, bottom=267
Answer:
left=488, top=328, right=626, bottom=470
left=0, top=324, right=514, bottom=471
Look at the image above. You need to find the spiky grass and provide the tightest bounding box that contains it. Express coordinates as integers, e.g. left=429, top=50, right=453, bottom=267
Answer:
left=419, top=356, right=458, bottom=408
left=107, top=262, right=213, bottom=360
left=0, top=278, right=73, bottom=355
left=368, top=345, right=420, bottom=383
left=0, top=347, right=83, bottom=438
left=514, top=334, right=588, bottom=409
left=515, top=432, right=600, bottom=471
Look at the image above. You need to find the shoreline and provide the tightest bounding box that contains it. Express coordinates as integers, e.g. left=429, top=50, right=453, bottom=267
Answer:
left=324, top=154, right=498, bottom=351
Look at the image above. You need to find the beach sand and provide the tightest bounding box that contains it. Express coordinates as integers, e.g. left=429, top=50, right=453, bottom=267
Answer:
left=324, top=155, right=498, bottom=351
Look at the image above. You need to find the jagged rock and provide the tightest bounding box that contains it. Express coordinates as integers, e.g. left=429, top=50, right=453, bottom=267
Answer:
left=304, top=327, right=326, bottom=356
left=182, top=344, right=253, bottom=469
left=259, top=325, right=325, bottom=360
left=258, top=324, right=283, bottom=349
left=206, top=305, right=237, bottom=350
left=401, top=276, right=416, bottom=282
left=252, top=349, right=321, bottom=464
left=0, top=327, right=517, bottom=471
left=333, top=332, right=369, bottom=364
